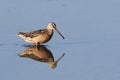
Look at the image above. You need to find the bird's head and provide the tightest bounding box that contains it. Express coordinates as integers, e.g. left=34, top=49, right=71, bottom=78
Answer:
left=47, top=22, right=65, bottom=39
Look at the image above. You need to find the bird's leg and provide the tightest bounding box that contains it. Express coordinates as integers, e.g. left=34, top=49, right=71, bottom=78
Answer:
left=35, top=42, right=40, bottom=47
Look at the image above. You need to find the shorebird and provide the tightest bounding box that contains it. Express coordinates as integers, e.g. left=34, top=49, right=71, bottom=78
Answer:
left=17, top=22, right=65, bottom=46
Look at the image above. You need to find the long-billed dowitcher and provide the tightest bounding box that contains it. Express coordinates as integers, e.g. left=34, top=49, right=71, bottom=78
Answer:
left=17, top=22, right=65, bottom=46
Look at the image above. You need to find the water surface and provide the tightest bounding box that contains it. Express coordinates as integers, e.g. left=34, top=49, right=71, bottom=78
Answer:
left=0, top=0, right=120, bottom=80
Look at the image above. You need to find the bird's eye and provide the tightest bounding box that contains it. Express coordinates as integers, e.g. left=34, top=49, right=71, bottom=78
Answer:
left=54, top=23, right=56, bottom=27
left=52, top=23, right=56, bottom=28
left=52, top=23, right=55, bottom=26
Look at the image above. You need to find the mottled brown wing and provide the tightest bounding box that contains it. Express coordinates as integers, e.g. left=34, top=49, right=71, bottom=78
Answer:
left=25, top=29, right=46, bottom=38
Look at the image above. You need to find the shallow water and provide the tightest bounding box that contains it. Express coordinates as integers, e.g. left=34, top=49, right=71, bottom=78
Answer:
left=0, top=0, right=120, bottom=80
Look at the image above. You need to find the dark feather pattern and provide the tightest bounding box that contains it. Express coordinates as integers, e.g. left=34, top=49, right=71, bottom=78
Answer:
left=19, top=29, right=46, bottom=38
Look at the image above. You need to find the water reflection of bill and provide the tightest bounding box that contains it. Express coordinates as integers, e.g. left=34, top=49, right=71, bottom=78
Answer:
left=18, top=45, right=65, bottom=69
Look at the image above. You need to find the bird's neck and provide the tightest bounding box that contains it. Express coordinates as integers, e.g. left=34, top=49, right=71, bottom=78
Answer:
left=47, top=27, right=53, bottom=35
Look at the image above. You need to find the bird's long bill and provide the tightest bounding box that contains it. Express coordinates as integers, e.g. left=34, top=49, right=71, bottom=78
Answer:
left=55, top=53, right=65, bottom=64
left=55, top=28, right=65, bottom=39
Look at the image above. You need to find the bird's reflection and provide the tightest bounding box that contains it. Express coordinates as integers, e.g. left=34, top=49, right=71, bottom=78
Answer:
left=18, top=45, right=65, bottom=69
